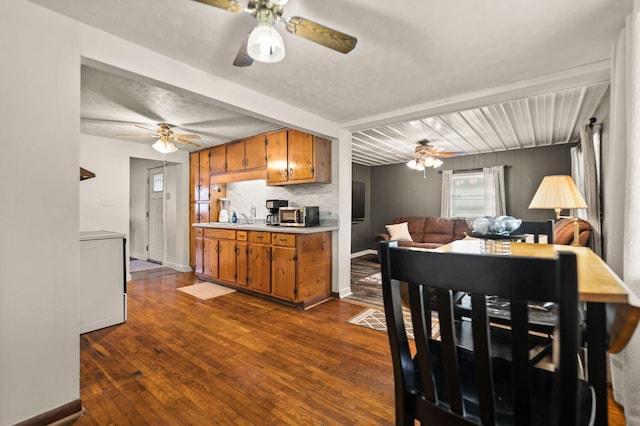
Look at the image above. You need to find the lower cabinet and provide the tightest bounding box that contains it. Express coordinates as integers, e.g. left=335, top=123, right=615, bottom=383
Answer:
left=196, top=228, right=238, bottom=282
left=271, top=233, right=297, bottom=301
left=194, top=227, right=332, bottom=308
left=249, top=231, right=272, bottom=294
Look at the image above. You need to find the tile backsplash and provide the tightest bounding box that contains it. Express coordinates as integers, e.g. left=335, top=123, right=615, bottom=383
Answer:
left=226, top=180, right=339, bottom=220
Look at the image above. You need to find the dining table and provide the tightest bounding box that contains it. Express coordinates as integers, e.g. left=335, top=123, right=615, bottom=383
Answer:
left=435, top=239, right=640, bottom=426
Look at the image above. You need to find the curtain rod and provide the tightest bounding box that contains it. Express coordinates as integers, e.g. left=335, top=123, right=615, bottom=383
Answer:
left=438, top=165, right=510, bottom=174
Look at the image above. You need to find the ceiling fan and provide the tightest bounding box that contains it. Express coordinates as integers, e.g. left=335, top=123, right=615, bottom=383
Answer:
left=193, top=0, right=357, bottom=66
left=407, top=139, right=465, bottom=173
left=117, top=123, right=202, bottom=153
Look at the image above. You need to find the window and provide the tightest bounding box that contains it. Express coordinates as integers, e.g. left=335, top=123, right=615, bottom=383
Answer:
left=450, top=172, right=484, bottom=217
left=152, top=173, right=164, bottom=192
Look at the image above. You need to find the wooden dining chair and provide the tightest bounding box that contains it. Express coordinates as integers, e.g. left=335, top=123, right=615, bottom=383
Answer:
left=379, top=241, right=595, bottom=426
left=514, top=220, right=555, bottom=244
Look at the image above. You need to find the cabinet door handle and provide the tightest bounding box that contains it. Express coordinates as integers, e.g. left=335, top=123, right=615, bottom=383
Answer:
left=283, top=168, right=288, bottom=178
left=289, top=168, right=294, bottom=178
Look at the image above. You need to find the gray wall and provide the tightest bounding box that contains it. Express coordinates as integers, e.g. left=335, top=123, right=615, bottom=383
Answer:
left=367, top=144, right=572, bottom=249
left=351, top=163, right=372, bottom=253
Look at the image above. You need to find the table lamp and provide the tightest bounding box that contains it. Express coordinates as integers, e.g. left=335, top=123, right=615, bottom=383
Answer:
left=528, top=175, right=587, bottom=246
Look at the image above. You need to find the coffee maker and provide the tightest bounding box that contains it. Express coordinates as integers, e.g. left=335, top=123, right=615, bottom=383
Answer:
left=265, top=199, right=288, bottom=226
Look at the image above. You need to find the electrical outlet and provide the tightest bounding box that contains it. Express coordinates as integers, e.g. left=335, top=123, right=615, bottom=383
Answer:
left=101, top=198, right=114, bottom=206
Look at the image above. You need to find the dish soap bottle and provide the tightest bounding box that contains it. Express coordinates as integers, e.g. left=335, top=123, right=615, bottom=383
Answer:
left=231, top=211, right=237, bottom=224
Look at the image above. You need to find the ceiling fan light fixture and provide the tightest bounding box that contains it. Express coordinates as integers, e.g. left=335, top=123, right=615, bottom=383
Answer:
left=406, top=159, right=418, bottom=169
left=272, top=0, right=288, bottom=5
left=247, top=23, right=285, bottom=63
left=152, top=137, right=178, bottom=154
left=433, top=158, right=444, bottom=168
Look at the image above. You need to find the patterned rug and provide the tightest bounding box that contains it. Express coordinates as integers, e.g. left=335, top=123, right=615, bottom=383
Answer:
left=358, top=272, right=382, bottom=284
left=348, top=308, right=441, bottom=341
left=177, top=282, right=236, bottom=300
left=130, top=259, right=164, bottom=272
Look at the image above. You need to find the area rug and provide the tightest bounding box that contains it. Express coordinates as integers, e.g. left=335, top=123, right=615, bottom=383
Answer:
left=177, top=282, right=236, bottom=300
left=130, top=259, right=164, bottom=272
left=358, top=272, right=382, bottom=284
left=348, top=308, right=441, bottom=341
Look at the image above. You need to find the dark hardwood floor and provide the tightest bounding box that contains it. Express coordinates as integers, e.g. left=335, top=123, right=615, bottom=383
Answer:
left=74, top=260, right=626, bottom=425
left=76, top=269, right=395, bottom=425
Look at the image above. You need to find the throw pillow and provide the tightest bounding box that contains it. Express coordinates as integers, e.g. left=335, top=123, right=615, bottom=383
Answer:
left=386, top=222, right=413, bottom=242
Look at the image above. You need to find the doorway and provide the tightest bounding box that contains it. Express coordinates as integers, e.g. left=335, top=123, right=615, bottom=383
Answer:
left=147, top=166, right=165, bottom=263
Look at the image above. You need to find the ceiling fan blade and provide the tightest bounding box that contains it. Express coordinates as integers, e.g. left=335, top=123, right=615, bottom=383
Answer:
left=432, top=151, right=466, bottom=158
left=134, top=125, right=161, bottom=134
left=173, top=137, right=202, bottom=148
left=116, top=133, right=157, bottom=138
left=173, top=133, right=202, bottom=140
left=285, top=17, right=357, bottom=54
left=233, top=34, right=254, bottom=67
left=192, top=0, right=244, bottom=13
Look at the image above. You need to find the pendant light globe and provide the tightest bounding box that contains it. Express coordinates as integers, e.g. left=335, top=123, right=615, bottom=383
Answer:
left=247, top=23, right=285, bottom=63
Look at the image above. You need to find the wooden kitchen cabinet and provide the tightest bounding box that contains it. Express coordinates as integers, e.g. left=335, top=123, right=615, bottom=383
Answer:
left=271, top=233, right=296, bottom=301
left=226, top=134, right=267, bottom=172
left=249, top=231, right=271, bottom=294
left=189, top=202, right=210, bottom=268
left=210, top=144, right=226, bottom=174
left=200, top=229, right=237, bottom=281
left=202, top=237, right=218, bottom=278
left=194, top=228, right=204, bottom=274
left=217, top=239, right=237, bottom=283
left=236, top=232, right=249, bottom=287
left=190, top=150, right=210, bottom=201
left=194, top=227, right=332, bottom=309
left=266, top=129, right=331, bottom=186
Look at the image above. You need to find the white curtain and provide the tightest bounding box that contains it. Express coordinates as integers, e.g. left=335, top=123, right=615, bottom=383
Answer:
left=606, top=3, right=640, bottom=425
left=482, top=165, right=506, bottom=216
left=570, top=145, right=586, bottom=220
left=441, top=169, right=453, bottom=217
left=572, top=126, right=603, bottom=256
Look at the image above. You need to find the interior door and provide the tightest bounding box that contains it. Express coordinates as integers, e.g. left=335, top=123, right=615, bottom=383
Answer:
left=147, top=166, right=165, bottom=263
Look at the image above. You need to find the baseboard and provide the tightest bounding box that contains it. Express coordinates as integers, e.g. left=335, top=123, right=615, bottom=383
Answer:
left=350, top=249, right=377, bottom=258
left=15, top=399, right=83, bottom=426
left=337, top=288, right=353, bottom=298
left=163, top=261, right=193, bottom=272
left=129, top=251, right=146, bottom=260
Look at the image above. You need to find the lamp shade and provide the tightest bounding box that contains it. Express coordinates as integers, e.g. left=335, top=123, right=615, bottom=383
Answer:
left=247, top=24, right=285, bottom=63
left=528, top=175, right=587, bottom=218
left=152, top=138, right=178, bottom=154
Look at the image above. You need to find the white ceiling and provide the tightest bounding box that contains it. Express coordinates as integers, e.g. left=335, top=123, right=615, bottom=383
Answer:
left=30, top=0, right=630, bottom=162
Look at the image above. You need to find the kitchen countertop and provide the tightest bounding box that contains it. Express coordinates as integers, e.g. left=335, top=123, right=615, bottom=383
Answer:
left=193, top=220, right=338, bottom=234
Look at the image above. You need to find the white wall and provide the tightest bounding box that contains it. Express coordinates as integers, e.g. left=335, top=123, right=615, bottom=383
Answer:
left=0, top=1, right=80, bottom=424
left=80, top=134, right=190, bottom=276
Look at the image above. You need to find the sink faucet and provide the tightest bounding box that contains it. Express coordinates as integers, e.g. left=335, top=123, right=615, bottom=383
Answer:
left=240, top=213, right=253, bottom=224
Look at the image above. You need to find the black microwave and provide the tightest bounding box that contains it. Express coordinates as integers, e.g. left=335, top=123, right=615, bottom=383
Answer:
left=278, top=206, right=320, bottom=227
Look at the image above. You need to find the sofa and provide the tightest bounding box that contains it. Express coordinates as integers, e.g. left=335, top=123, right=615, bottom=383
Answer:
left=375, top=217, right=471, bottom=249
left=552, top=217, right=592, bottom=246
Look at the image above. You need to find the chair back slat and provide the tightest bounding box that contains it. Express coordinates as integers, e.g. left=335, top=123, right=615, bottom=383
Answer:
left=510, top=300, right=533, bottom=424
left=469, top=293, right=496, bottom=425
left=380, top=241, right=585, bottom=426
left=436, top=288, right=465, bottom=415
left=408, top=284, right=437, bottom=401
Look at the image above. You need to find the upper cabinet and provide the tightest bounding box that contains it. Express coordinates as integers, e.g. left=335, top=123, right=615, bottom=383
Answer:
left=197, top=128, right=331, bottom=185
left=210, top=144, right=226, bottom=175
left=266, top=129, right=331, bottom=186
left=190, top=150, right=210, bottom=202
left=227, top=134, right=267, bottom=172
